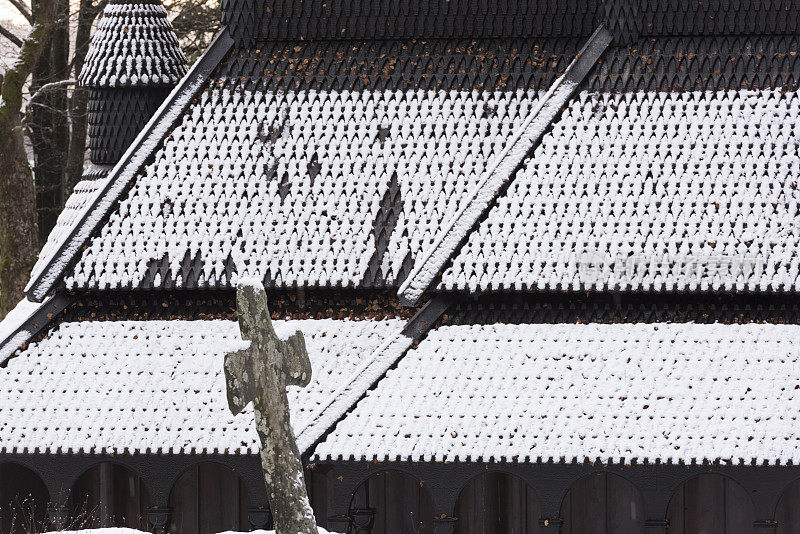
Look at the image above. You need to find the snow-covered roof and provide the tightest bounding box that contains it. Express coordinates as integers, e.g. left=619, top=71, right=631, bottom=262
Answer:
left=0, top=299, right=53, bottom=363
left=0, top=317, right=403, bottom=454
left=316, top=322, right=800, bottom=464
left=79, top=0, right=186, bottom=88
left=10, top=313, right=799, bottom=464
left=57, top=37, right=584, bottom=292
left=442, top=89, right=800, bottom=292
left=66, top=85, right=544, bottom=290
left=27, top=34, right=798, bottom=299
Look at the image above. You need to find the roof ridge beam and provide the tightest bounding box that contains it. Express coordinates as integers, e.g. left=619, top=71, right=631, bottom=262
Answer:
left=398, top=23, right=613, bottom=306
left=24, top=30, right=234, bottom=303
left=296, top=295, right=452, bottom=456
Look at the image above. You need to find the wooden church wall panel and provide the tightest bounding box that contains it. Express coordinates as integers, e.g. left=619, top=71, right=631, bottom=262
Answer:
left=776, top=478, right=800, bottom=534
left=668, top=485, right=685, bottom=533
left=454, top=472, right=539, bottom=534
left=666, top=474, right=754, bottom=534
left=724, top=477, right=753, bottom=534
left=71, top=462, right=150, bottom=529
left=169, top=465, right=198, bottom=534
left=198, top=462, right=239, bottom=533
left=526, top=483, right=539, bottom=529
left=71, top=465, right=100, bottom=524
left=606, top=473, right=644, bottom=532
left=686, top=475, right=726, bottom=533
left=350, top=470, right=434, bottom=533
left=560, top=473, right=644, bottom=534
left=111, top=464, right=148, bottom=528
left=0, top=463, right=49, bottom=533
left=307, top=465, right=331, bottom=529
left=169, top=462, right=250, bottom=534
left=564, top=472, right=606, bottom=533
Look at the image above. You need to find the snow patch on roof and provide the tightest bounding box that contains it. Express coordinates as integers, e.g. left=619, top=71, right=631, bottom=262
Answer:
left=399, top=78, right=578, bottom=303
left=0, top=298, right=53, bottom=363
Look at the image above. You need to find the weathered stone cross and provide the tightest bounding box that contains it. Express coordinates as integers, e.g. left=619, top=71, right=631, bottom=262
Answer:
left=224, top=280, right=317, bottom=534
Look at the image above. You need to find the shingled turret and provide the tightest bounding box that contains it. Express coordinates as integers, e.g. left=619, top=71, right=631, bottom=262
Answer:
left=80, top=0, right=187, bottom=167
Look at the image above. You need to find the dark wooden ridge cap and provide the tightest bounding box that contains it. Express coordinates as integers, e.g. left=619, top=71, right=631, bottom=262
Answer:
left=397, top=23, right=613, bottom=306
left=298, top=294, right=454, bottom=458
left=24, top=30, right=235, bottom=303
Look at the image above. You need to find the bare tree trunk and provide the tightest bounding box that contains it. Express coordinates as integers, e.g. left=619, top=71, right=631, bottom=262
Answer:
left=65, top=0, right=99, bottom=196
left=29, top=0, right=70, bottom=244
left=0, top=0, right=56, bottom=316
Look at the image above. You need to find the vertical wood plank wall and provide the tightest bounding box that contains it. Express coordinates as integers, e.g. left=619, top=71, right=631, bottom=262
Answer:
left=559, top=472, right=644, bottom=533
left=169, top=462, right=250, bottom=534
left=349, top=470, right=435, bottom=533
left=307, top=465, right=333, bottom=529
left=666, top=474, right=754, bottom=534
left=0, top=463, right=49, bottom=533
left=70, top=462, right=150, bottom=530
left=12, top=462, right=800, bottom=533
left=777, top=478, right=800, bottom=534
left=454, top=472, right=539, bottom=534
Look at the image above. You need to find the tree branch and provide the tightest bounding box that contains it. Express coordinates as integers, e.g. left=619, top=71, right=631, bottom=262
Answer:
left=0, top=23, right=23, bottom=47
left=27, top=78, right=75, bottom=102
left=5, top=0, right=33, bottom=25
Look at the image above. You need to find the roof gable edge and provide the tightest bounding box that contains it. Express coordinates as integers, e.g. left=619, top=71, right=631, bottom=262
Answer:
left=0, top=294, right=71, bottom=365
left=24, top=30, right=234, bottom=302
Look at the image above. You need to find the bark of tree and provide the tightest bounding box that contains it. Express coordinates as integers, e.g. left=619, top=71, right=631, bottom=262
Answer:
left=224, top=281, right=317, bottom=534
left=29, top=0, right=70, bottom=245
left=64, top=0, right=100, bottom=197
left=0, top=0, right=56, bottom=317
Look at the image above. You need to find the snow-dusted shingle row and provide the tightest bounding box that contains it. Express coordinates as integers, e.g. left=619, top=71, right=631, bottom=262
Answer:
left=0, top=317, right=403, bottom=454
left=66, top=86, right=542, bottom=290
left=30, top=174, right=107, bottom=282
left=316, top=322, right=800, bottom=464
left=79, top=0, right=186, bottom=87
left=443, top=89, right=800, bottom=292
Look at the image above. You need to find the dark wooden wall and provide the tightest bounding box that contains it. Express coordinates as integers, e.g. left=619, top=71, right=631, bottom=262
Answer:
left=307, top=465, right=333, bottom=529
left=454, top=472, right=539, bottom=534
left=666, top=474, right=754, bottom=534
left=10, top=460, right=800, bottom=533
left=559, top=472, right=644, bottom=534
left=169, top=462, right=250, bottom=534
left=71, top=462, right=150, bottom=530
left=0, top=463, right=49, bottom=534
left=777, top=478, right=800, bottom=534
left=349, top=470, right=436, bottom=533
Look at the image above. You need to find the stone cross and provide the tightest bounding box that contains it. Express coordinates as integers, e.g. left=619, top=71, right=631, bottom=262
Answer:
left=224, top=280, right=317, bottom=534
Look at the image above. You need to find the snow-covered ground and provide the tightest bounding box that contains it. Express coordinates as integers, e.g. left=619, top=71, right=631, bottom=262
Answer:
left=47, top=528, right=337, bottom=533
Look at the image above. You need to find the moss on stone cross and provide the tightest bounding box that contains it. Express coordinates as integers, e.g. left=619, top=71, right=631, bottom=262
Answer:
left=224, top=280, right=316, bottom=534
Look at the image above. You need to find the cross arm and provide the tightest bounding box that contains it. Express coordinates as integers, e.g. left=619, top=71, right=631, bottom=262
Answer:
left=283, top=331, right=311, bottom=387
